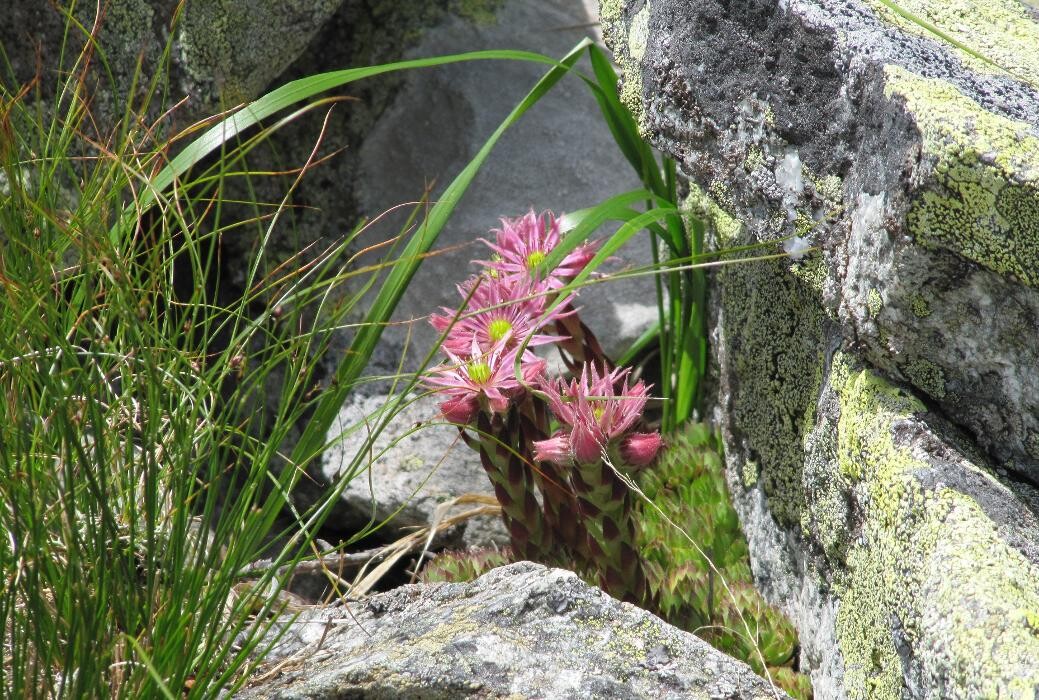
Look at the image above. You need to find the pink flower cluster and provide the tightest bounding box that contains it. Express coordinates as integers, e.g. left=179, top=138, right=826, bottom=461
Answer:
left=534, top=365, right=662, bottom=467
left=424, top=209, right=662, bottom=468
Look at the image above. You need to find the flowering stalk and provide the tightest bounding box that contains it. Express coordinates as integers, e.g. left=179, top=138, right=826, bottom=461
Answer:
left=424, top=209, right=662, bottom=606
left=535, top=365, right=661, bottom=603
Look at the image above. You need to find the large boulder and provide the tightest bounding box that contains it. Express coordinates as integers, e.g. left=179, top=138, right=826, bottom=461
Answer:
left=235, top=562, right=789, bottom=699
left=602, top=0, right=1039, bottom=697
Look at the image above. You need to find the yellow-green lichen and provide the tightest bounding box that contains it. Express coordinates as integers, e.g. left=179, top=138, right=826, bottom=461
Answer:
left=600, top=1, right=651, bottom=138
left=682, top=185, right=744, bottom=245
left=884, top=65, right=1039, bottom=287
left=790, top=257, right=827, bottom=294
left=793, top=211, right=816, bottom=238
left=810, top=173, right=845, bottom=219
left=180, top=0, right=343, bottom=104
left=865, top=0, right=1039, bottom=86
left=745, top=146, right=766, bottom=172
left=828, top=353, right=1039, bottom=698
left=742, top=459, right=760, bottom=488
left=867, top=288, right=883, bottom=318
left=599, top=0, right=623, bottom=23
left=903, top=358, right=947, bottom=399
left=907, top=291, right=932, bottom=317
left=708, top=179, right=738, bottom=215
left=627, top=3, right=651, bottom=63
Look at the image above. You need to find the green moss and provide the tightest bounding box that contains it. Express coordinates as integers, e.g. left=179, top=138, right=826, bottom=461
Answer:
left=884, top=66, right=1039, bottom=287
left=1028, top=433, right=1039, bottom=460
left=865, top=0, right=1039, bottom=86
left=828, top=353, right=1039, bottom=698
left=866, top=288, right=883, bottom=318
left=903, top=358, right=947, bottom=399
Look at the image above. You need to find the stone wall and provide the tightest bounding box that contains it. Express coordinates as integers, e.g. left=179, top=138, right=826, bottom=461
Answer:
left=601, top=1, right=1039, bottom=697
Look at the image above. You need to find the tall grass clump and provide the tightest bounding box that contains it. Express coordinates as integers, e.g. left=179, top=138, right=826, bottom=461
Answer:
left=0, top=4, right=609, bottom=693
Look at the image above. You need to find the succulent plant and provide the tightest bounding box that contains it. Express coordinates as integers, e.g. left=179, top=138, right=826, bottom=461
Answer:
left=637, top=423, right=811, bottom=699
left=418, top=547, right=515, bottom=584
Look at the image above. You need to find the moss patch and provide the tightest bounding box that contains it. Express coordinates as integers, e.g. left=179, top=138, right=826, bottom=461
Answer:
left=884, top=66, right=1039, bottom=287
left=903, top=358, right=947, bottom=399
left=828, top=353, right=1039, bottom=699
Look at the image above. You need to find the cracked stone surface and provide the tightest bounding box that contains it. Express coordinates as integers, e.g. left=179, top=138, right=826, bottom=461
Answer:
left=602, top=0, right=1039, bottom=698
left=235, top=562, right=788, bottom=699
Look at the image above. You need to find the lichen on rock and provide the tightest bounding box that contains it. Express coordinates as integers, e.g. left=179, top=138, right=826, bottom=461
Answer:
left=601, top=0, right=1039, bottom=696
left=827, top=353, right=1039, bottom=699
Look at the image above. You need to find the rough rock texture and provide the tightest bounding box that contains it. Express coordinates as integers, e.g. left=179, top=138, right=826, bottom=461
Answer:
left=235, top=562, right=789, bottom=699
left=2, top=0, right=344, bottom=115
left=321, top=393, right=509, bottom=547
left=602, top=0, right=1039, bottom=698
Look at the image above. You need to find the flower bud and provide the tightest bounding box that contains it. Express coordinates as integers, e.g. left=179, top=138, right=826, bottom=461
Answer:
left=620, top=432, right=662, bottom=467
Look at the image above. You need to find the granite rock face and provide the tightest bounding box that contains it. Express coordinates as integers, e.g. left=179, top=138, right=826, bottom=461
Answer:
left=602, top=0, right=1039, bottom=698
left=235, top=562, right=789, bottom=699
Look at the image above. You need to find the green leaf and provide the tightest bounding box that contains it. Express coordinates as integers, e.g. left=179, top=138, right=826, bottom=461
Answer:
left=290, top=39, right=595, bottom=469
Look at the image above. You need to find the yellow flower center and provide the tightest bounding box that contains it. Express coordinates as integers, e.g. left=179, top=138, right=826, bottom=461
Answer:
left=525, top=250, right=547, bottom=269
left=466, top=361, right=492, bottom=384
left=488, top=318, right=512, bottom=342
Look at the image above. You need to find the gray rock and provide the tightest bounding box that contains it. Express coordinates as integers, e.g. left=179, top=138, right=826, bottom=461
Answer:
left=235, top=562, right=789, bottom=699
left=602, top=0, right=1039, bottom=698
left=322, top=392, right=509, bottom=548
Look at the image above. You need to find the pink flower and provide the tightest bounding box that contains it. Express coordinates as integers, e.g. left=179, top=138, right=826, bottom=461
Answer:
left=620, top=432, right=663, bottom=467
left=430, top=274, right=570, bottom=356
left=424, top=339, right=546, bottom=420
left=538, top=364, right=655, bottom=465
left=533, top=432, right=571, bottom=463
left=478, top=210, right=598, bottom=285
